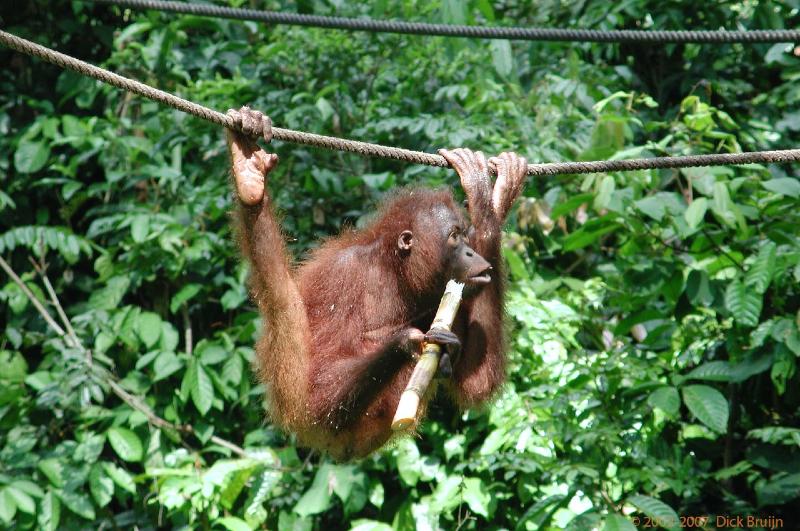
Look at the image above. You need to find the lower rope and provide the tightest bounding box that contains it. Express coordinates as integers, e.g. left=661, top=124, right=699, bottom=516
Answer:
left=2, top=30, right=799, bottom=175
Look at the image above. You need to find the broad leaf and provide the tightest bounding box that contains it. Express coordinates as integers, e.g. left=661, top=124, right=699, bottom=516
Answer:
left=170, top=283, right=202, bottom=313
left=490, top=40, right=513, bottom=78
left=761, top=177, right=800, bottom=198
left=430, top=476, right=462, bottom=513
left=462, top=477, right=491, bottom=518
left=14, top=139, right=50, bottom=173
left=294, top=463, right=334, bottom=517
left=685, top=361, right=733, bottom=382
left=682, top=385, right=729, bottom=434
left=102, top=462, right=136, bottom=493
left=190, top=361, right=214, bottom=416
left=724, top=279, right=763, bottom=327
left=217, top=516, right=252, bottom=531
left=107, top=427, right=143, bottom=462
left=89, top=464, right=114, bottom=507
left=755, top=473, right=800, bottom=506
left=628, top=495, right=679, bottom=530
left=684, top=197, right=708, bottom=228
left=745, top=241, right=776, bottom=294
left=130, top=214, right=150, bottom=243
left=0, top=489, right=15, bottom=524
left=594, top=175, right=615, bottom=210
left=57, top=491, right=95, bottom=520
left=38, top=491, right=61, bottom=531
left=136, top=311, right=162, bottom=348
left=154, top=351, right=183, bottom=381
left=604, top=514, right=637, bottom=531
left=5, top=486, right=34, bottom=514
left=648, top=387, right=680, bottom=416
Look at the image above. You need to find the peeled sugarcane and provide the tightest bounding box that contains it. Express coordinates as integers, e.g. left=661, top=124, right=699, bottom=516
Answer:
left=391, top=280, right=465, bottom=431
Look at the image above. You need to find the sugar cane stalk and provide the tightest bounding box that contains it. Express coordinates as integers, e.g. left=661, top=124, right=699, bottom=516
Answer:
left=391, top=280, right=464, bottom=431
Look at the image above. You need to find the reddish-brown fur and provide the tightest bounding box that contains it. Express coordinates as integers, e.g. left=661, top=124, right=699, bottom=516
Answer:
left=227, top=110, right=525, bottom=460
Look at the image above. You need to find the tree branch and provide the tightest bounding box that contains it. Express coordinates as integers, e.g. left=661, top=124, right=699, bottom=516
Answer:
left=0, top=255, right=253, bottom=460
left=29, top=255, right=89, bottom=364
left=0, top=255, right=66, bottom=336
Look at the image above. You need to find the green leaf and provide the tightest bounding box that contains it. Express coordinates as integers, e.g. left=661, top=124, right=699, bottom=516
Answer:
left=771, top=346, right=796, bottom=395
left=38, top=458, right=65, bottom=487
left=349, top=520, right=393, bottom=531
left=562, top=223, right=621, bottom=251
left=394, top=439, right=422, bottom=486
left=294, top=463, right=334, bottom=517
left=217, top=516, right=253, bottom=531
left=14, top=139, right=50, bottom=173
left=190, top=361, right=214, bottom=416
left=154, top=351, right=183, bottom=381
left=38, top=491, right=61, bottom=531
left=685, top=361, right=733, bottom=382
left=684, top=197, right=708, bottom=228
left=745, top=241, right=776, bottom=294
left=0, top=489, right=16, bottom=524
left=222, top=353, right=244, bottom=386
left=57, top=490, right=95, bottom=520
left=368, top=480, right=384, bottom=509
left=12, top=480, right=44, bottom=498
left=245, top=468, right=281, bottom=523
left=331, top=465, right=368, bottom=515
left=220, top=466, right=256, bottom=510
left=0, top=226, right=91, bottom=264
left=88, top=276, right=130, bottom=310
left=711, top=181, right=737, bottom=228
left=647, top=386, right=680, bottom=416
left=131, top=214, right=150, bottom=243
left=761, top=177, right=800, bottom=198
left=197, top=341, right=228, bottom=365
left=5, top=486, right=35, bottom=514
left=136, top=311, right=162, bottom=348
left=0, top=350, right=27, bottom=382
left=551, top=193, right=594, bottom=218
left=724, top=279, right=763, bottom=327
left=730, top=352, right=774, bottom=382
left=594, top=175, right=615, bottom=210
left=107, top=426, right=143, bottom=462
left=430, top=476, right=462, bottom=514
left=682, top=385, right=729, bottom=434
left=748, top=426, right=800, bottom=446
left=462, top=477, right=491, bottom=518
left=89, top=464, right=114, bottom=507
left=503, top=247, right=530, bottom=282
left=170, top=283, right=202, bottom=313
left=627, top=495, right=679, bottom=530
left=315, top=97, right=335, bottom=122
left=604, top=514, right=637, bottom=531
left=480, top=428, right=508, bottom=455
left=490, top=40, right=513, bottom=77
left=755, top=473, right=800, bottom=506
left=102, top=462, right=136, bottom=493
left=160, top=322, right=180, bottom=351
left=441, top=0, right=467, bottom=23
left=466, top=0, right=491, bottom=19
left=634, top=195, right=666, bottom=221
left=685, top=270, right=713, bottom=306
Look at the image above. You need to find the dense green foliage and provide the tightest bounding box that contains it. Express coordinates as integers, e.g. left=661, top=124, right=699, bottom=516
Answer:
left=1, top=1, right=799, bottom=529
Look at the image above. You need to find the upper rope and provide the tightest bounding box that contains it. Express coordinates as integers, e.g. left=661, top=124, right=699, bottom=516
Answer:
left=2, top=29, right=800, bottom=176
left=91, top=0, right=800, bottom=44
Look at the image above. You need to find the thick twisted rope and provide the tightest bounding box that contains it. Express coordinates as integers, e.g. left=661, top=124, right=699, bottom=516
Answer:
left=0, top=30, right=442, bottom=167
left=91, top=0, right=800, bottom=44
left=2, top=29, right=800, bottom=176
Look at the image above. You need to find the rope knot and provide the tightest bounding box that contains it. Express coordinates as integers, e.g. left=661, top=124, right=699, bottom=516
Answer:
left=226, top=106, right=272, bottom=143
